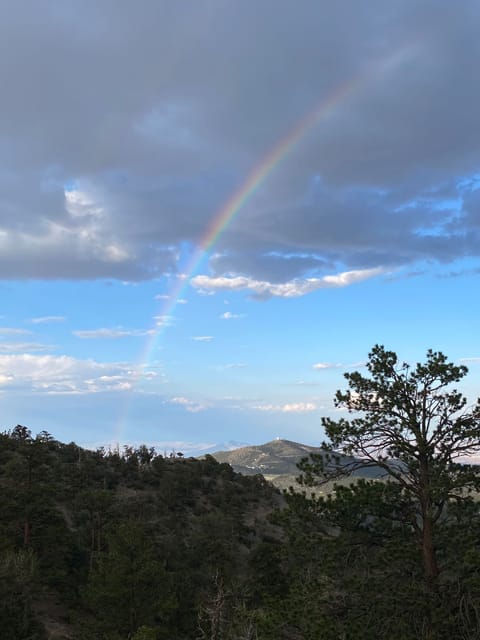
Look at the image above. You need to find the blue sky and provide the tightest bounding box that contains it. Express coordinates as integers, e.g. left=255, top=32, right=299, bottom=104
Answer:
left=2, top=1, right=480, bottom=452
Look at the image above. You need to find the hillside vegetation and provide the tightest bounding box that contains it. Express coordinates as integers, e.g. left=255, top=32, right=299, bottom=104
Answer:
left=4, top=341, right=480, bottom=640
left=0, top=426, right=282, bottom=639
left=1, top=425, right=480, bottom=639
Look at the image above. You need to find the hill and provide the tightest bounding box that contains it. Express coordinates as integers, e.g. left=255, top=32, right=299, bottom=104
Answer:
left=211, top=438, right=323, bottom=476
left=211, top=438, right=384, bottom=491
left=0, top=426, right=282, bottom=639
left=2, top=427, right=480, bottom=639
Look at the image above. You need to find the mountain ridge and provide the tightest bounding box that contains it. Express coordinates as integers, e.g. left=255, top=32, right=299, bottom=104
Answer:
left=210, top=438, right=384, bottom=490
left=211, top=438, right=323, bottom=476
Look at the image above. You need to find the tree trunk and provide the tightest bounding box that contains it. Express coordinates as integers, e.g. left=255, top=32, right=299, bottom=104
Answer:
left=421, top=511, right=439, bottom=581
left=23, top=519, right=30, bottom=546
left=418, top=454, right=439, bottom=582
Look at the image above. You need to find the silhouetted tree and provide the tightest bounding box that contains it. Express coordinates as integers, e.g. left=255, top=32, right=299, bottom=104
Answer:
left=300, top=345, right=480, bottom=583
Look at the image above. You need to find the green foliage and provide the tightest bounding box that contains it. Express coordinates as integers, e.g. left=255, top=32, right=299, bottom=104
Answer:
left=83, top=521, right=176, bottom=638
left=287, top=346, right=480, bottom=638
left=0, top=547, right=46, bottom=639
left=271, top=479, right=480, bottom=640
left=132, top=627, right=159, bottom=640
left=299, top=346, right=480, bottom=580
left=0, top=427, right=279, bottom=639
left=318, top=346, right=480, bottom=490
left=2, top=378, right=480, bottom=640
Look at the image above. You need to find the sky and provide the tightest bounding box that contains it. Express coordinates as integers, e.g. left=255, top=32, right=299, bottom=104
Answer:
left=2, top=0, right=480, bottom=453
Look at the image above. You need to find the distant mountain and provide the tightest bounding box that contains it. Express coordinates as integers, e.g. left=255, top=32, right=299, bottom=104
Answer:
left=211, top=438, right=324, bottom=476
left=190, top=440, right=249, bottom=456
left=211, top=438, right=385, bottom=490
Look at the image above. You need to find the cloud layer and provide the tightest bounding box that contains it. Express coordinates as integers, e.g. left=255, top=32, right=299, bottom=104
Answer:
left=1, top=1, right=480, bottom=286
left=0, top=354, right=158, bottom=394
left=253, top=402, right=317, bottom=413
left=73, top=327, right=156, bottom=339
left=193, top=268, right=385, bottom=299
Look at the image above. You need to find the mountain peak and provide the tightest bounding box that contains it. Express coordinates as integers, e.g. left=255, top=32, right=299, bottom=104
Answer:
left=211, top=439, right=324, bottom=477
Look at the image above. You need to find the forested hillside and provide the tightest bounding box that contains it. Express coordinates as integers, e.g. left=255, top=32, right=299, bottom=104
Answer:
left=2, top=406, right=480, bottom=639
left=0, top=426, right=281, bottom=639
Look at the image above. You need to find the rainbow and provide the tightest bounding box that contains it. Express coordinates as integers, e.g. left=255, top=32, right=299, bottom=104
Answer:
left=113, top=46, right=414, bottom=442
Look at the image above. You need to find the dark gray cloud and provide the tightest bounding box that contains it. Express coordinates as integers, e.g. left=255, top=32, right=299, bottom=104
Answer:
left=1, top=0, right=480, bottom=281
left=210, top=251, right=332, bottom=283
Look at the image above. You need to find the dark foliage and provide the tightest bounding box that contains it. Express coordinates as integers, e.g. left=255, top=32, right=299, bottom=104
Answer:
left=0, top=427, right=280, bottom=639
left=2, top=346, right=480, bottom=640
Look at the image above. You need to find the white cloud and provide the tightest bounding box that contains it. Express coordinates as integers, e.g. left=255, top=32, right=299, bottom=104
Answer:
left=216, top=363, right=248, bottom=371
left=141, top=370, right=159, bottom=379
left=190, top=336, right=214, bottom=342
left=192, top=268, right=386, bottom=299
left=0, top=342, right=55, bottom=354
left=154, top=294, right=186, bottom=304
left=0, top=327, right=31, bottom=335
left=0, top=354, right=157, bottom=394
left=312, top=362, right=342, bottom=370
left=73, top=327, right=156, bottom=339
left=30, top=316, right=66, bottom=324
left=253, top=402, right=317, bottom=413
left=195, top=289, right=216, bottom=296
left=154, top=315, right=175, bottom=328
left=282, top=402, right=317, bottom=413
left=169, top=396, right=208, bottom=413
left=64, top=190, right=130, bottom=266
left=0, top=186, right=153, bottom=280
left=313, top=361, right=365, bottom=370
left=220, top=311, right=245, bottom=320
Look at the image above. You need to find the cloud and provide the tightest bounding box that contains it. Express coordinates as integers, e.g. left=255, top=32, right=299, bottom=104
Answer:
left=194, top=268, right=386, bottom=299
left=29, top=316, right=66, bottom=324
left=195, top=289, right=216, bottom=296
left=154, top=315, right=175, bottom=328
left=282, top=402, right=317, bottom=413
left=1, top=3, right=480, bottom=282
left=0, top=327, right=31, bottom=335
left=169, top=396, right=208, bottom=413
left=217, top=363, right=248, bottom=370
left=312, top=362, right=342, bottom=370
left=0, top=342, right=55, bottom=354
left=210, top=252, right=332, bottom=284
left=253, top=402, right=317, bottom=413
left=73, top=327, right=156, bottom=339
left=190, top=336, right=214, bottom=342
left=220, top=311, right=245, bottom=319
left=0, top=354, right=157, bottom=394
left=156, top=294, right=187, bottom=304
left=313, top=361, right=365, bottom=370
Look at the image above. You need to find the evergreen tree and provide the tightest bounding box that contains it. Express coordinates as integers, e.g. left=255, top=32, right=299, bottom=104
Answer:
left=300, top=345, right=480, bottom=583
